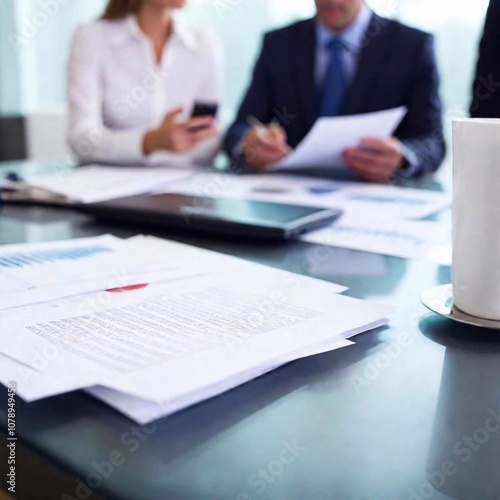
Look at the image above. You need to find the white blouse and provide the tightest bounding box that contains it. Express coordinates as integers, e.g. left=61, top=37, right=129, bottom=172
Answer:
left=67, top=15, right=223, bottom=166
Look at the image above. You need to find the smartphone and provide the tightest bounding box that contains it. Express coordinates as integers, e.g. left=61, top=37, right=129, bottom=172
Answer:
left=191, top=102, right=219, bottom=118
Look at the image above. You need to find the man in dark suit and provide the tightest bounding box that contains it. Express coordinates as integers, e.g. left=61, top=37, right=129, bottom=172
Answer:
left=470, top=0, right=500, bottom=117
left=224, top=0, right=445, bottom=182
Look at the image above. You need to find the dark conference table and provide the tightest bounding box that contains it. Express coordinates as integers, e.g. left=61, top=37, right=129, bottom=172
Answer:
left=1, top=161, right=499, bottom=500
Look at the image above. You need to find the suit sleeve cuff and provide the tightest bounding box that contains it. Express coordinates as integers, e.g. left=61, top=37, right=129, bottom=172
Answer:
left=397, top=143, right=422, bottom=178
left=232, top=139, right=245, bottom=160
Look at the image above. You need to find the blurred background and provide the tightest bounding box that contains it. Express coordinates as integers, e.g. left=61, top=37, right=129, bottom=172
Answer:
left=0, top=0, right=490, bottom=162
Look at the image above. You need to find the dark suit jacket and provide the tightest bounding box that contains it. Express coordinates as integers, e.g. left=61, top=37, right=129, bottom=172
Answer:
left=224, top=15, right=445, bottom=176
left=470, top=0, right=500, bottom=117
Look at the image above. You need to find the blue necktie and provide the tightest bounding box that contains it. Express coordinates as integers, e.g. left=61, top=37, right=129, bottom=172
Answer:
left=318, top=38, right=347, bottom=117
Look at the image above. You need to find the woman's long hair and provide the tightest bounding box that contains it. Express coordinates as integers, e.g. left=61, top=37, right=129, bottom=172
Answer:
left=102, top=0, right=141, bottom=20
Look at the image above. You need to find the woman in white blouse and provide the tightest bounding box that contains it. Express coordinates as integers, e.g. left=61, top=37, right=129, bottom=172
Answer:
left=67, top=0, right=222, bottom=166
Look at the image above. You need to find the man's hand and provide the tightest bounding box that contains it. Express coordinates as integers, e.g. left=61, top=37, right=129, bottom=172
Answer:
left=343, top=137, right=405, bottom=183
left=241, top=125, right=290, bottom=170
left=143, top=108, right=218, bottom=155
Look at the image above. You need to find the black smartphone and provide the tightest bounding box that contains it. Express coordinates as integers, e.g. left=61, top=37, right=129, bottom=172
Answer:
left=191, top=102, right=219, bottom=118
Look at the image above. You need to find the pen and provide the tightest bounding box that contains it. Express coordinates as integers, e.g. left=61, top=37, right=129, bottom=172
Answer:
left=247, top=115, right=270, bottom=141
left=5, top=172, right=23, bottom=182
left=246, top=116, right=292, bottom=153
left=0, top=172, right=25, bottom=192
left=247, top=116, right=281, bottom=141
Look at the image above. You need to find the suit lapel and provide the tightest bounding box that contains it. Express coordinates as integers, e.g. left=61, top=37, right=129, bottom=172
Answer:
left=344, top=14, right=392, bottom=114
left=295, top=19, right=318, bottom=132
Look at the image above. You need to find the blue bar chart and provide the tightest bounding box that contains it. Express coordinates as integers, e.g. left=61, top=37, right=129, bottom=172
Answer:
left=0, top=246, right=112, bottom=269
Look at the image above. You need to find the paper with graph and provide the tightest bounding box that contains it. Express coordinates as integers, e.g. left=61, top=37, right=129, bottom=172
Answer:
left=0, top=234, right=348, bottom=311
left=301, top=215, right=451, bottom=265
left=0, top=235, right=195, bottom=310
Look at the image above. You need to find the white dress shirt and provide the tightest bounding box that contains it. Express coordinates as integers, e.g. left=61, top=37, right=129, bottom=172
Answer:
left=67, top=15, right=223, bottom=166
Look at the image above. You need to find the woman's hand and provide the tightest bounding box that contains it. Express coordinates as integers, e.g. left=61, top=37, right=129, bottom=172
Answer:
left=143, top=108, right=218, bottom=155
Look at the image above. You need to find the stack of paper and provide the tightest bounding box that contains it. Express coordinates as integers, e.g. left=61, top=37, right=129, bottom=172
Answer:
left=1, top=165, right=195, bottom=205
left=0, top=236, right=393, bottom=423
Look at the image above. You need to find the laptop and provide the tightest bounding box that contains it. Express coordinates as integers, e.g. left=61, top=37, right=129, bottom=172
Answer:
left=81, top=193, right=342, bottom=241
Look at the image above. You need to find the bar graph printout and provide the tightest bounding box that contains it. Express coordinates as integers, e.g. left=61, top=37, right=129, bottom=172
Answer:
left=0, top=235, right=195, bottom=310
left=301, top=215, right=451, bottom=264
left=0, top=234, right=348, bottom=312
left=0, top=244, right=112, bottom=270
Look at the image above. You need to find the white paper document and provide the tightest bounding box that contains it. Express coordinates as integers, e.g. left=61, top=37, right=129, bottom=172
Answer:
left=134, top=235, right=347, bottom=296
left=271, top=107, right=407, bottom=170
left=0, top=234, right=202, bottom=311
left=3, top=332, right=353, bottom=424
left=5, top=165, right=194, bottom=204
left=87, top=335, right=354, bottom=424
left=0, top=269, right=391, bottom=407
left=163, top=172, right=450, bottom=220
left=0, top=234, right=347, bottom=312
left=301, top=215, right=452, bottom=265
left=326, top=182, right=451, bottom=221
left=101, top=282, right=391, bottom=403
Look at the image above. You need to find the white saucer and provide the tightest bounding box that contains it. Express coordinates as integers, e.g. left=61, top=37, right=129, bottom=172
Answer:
left=421, top=284, right=500, bottom=330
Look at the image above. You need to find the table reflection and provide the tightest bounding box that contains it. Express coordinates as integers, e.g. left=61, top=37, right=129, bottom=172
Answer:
left=420, top=316, right=500, bottom=500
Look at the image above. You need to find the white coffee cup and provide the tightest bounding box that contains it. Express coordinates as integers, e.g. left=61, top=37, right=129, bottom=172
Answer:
left=453, top=118, right=500, bottom=320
